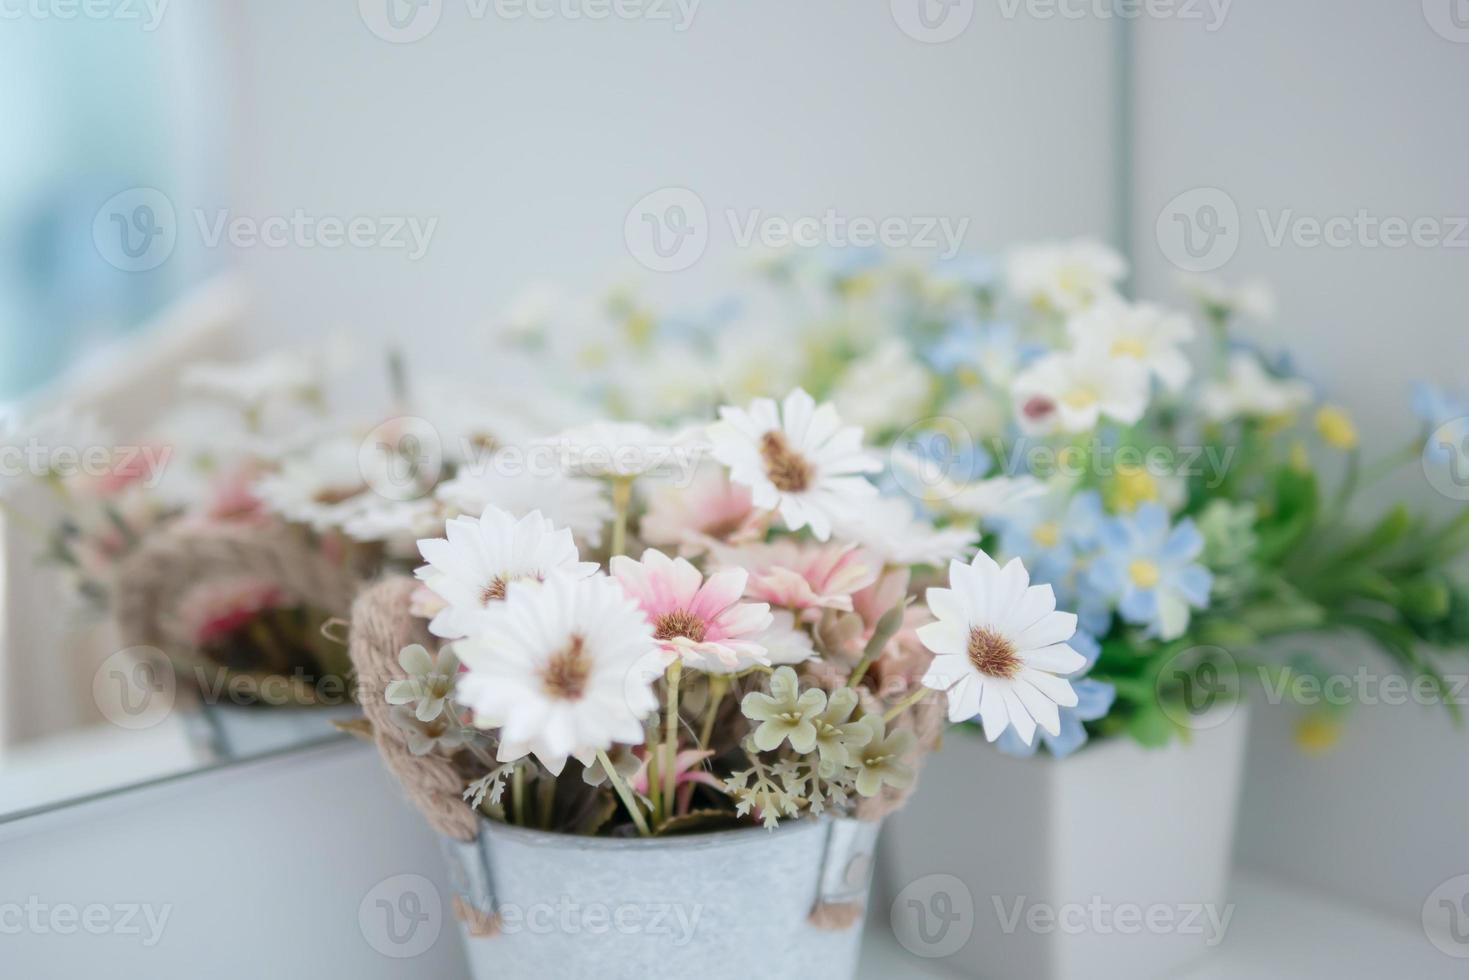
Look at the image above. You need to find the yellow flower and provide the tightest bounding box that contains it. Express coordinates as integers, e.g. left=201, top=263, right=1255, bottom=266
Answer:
left=1289, top=441, right=1310, bottom=472
left=1315, top=405, right=1358, bottom=451
left=1294, top=713, right=1341, bottom=755
left=1108, top=464, right=1159, bottom=512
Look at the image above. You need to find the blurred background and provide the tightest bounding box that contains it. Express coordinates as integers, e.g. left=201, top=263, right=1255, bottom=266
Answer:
left=1, top=1, right=1466, bottom=976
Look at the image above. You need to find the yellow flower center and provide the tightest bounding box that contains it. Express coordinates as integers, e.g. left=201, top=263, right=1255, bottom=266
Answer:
left=1109, top=336, right=1148, bottom=358
left=1032, top=521, right=1061, bottom=549
left=1063, top=386, right=1099, bottom=410
left=1128, top=559, right=1161, bottom=589
left=1111, top=466, right=1159, bottom=511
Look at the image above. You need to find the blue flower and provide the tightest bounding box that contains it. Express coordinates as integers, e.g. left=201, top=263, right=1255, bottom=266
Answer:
left=1412, top=382, right=1467, bottom=429
left=996, top=631, right=1116, bottom=759
left=930, top=253, right=998, bottom=293
left=991, top=489, right=1103, bottom=585
left=1086, top=502, right=1212, bottom=641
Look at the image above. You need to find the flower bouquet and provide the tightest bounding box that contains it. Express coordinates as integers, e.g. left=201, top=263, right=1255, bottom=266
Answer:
left=339, top=383, right=1107, bottom=979
left=494, top=244, right=1469, bottom=978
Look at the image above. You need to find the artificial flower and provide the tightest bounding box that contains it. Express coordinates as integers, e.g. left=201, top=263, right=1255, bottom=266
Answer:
left=740, top=666, right=826, bottom=753
left=713, top=539, right=879, bottom=613
left=415, top=506, right=598, bottom=639
left=385, top=643, right=460, bottom=723
left=389, top=704, right=470, bottom=757
left=830, top=341, right=934, bottom=435
left=1005, top=239, right=1127, bottom=314
left=343, top=497, right=447, bottom=556
left=434, top=461, right=611, bottom=547
left=1199, top=352, right=1313, bottom=423
left=610, top=549, right=772, bottom=673
left=1067, top=300, right=1196, bottom=392
left=749, top=610, right=818, bottom=666
left=1086, top=502, right=1212, bottom=641
left=708, top=388, right=880, bottom=541
left=809, top=686, right=870, bottom=770
left=918, top=552, right=1085, bottom=745
left=452, top=573, right=660, bottom=775
left=537, top=420, right=703, bottom=481
left=638, top=466, right=758, bottom=555
left=1176, top=273, right=1276, bottom=322
left=995, top=631, right=1115, bottom=758
left=252, top=437, right=377, bottom=532
left=1011, top=345, right=1151, bottom=436
left=850, top=715, right=916, bottom=797
left=831, top=495, right=978, bottom=568
left=1315, top=405, right=1359, bottom=450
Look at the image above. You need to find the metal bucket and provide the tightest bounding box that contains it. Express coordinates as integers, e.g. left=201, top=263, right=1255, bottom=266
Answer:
left=442, top=816, right=882, bottom=980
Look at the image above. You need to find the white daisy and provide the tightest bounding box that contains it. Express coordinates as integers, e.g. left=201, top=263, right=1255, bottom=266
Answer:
left=343, top=497, right=446, bottom=557
left=415, top=506, right=599, bottom=640
left=1066, top=300, right=1196, bottom=393
left=830, top=341, right=933, bottom=435
left=452, top=573, right=660, bottom=776
left=182, top=350, right=322, bottom=410
left=708, top=388, right=880, bottom=542
left=1010, top=346, right=1151, bottom=435
left=1005, top=239, right=1127, bottom=314
left=252, top=437, right=379, bottom=532
left=751, top=610, right=817, bottom=667
left=1199, top=352, right=1313, bottom=423
left=918, top=552, right=1086, bottom=745
left=536, top=420, right=705, bottom=481
left=435, top=459, right=612, bottom=547
left=1176, top=273, right=1277, bottom=322
left=831, top=495, right=978, bottom=568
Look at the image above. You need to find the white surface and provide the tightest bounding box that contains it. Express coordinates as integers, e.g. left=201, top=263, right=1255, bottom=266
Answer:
left=1131, top=2, right=1469, bottom=921
left=881, top=709, right=1248, bottom=980
left=860, top=870, right=1463, bottom=980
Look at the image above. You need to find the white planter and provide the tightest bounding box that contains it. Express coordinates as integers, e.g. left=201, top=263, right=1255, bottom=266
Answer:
left=442, top=816, right=883, bottom=980
left=882, top=705, right=1249, bottom=980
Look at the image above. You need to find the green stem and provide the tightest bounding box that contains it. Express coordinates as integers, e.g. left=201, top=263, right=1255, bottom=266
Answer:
left=537, top=775, right=556, bottom=831
left=598, top=749, right=651, bottom=837
left=609, top=476, right=633, bottom=557
left=698, top=674, right=728, bottom=749
left=662, top=659, right=682, bottom=821
left=882, top=685, right=930, bottom=724
left=511, top=763, right=526, bottom=826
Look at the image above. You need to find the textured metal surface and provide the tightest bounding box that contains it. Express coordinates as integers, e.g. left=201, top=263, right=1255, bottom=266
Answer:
left=451, top=816, right=878, bottom=980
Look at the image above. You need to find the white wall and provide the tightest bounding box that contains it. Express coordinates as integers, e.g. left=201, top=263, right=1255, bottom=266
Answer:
left=1131, top=1, right=1469, bottom=922
left=218, top=0, right=1123, bottom=355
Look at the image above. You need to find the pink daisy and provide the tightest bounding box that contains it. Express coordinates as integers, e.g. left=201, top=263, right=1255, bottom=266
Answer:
left=610, top=548, right=773, bottom=673
left=714, top=539, right=880, bottom=613
left=640, top=467, right=762, bottom=556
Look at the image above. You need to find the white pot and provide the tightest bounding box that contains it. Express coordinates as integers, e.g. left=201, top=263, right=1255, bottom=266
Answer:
left=882, top=704, right=1249, bottom=980
left=442, top=816, right=883, bottom=980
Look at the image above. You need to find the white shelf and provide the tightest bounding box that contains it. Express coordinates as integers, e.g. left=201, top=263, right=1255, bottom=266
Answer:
left=860, top=869, right=1460, bottom=979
